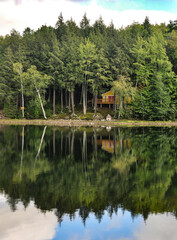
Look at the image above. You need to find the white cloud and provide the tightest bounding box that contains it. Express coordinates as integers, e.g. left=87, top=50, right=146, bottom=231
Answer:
left=0, top=0, right=177, bottom=35
left=134, top=213, right=177, bottom=240
left=0, top=195, right=58, bottom=240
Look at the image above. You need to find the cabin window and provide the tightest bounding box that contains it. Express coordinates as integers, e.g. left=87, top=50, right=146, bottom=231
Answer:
left=108, top=96, right=114, bottom=102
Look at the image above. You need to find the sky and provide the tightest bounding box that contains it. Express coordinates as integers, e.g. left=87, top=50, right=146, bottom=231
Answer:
left=0, top=0, right=177, bottom=36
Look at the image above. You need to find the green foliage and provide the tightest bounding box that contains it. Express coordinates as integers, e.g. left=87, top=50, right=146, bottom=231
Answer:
left=112, top=75, right=136, bottom=118
left=0, top=16, right=177, bottom=120
left=25, top=98, right=43, bottom=119
left=131, top=32, right=176, bottom=120
left=3, top=102, right=18, bottom=118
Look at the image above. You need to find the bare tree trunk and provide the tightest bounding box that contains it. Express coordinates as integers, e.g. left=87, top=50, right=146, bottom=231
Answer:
left=71, top=90, right=75, bottom=115
left=21, top=77, right=24, bottom=118
left=17, top=94, right=19, bottom=113
left=35, top=87, right=47, bottom=119
left=86, top=83, right=87, bottom=111
left=94, top=92, right=97, bottom=117
left=114, top=94, right=117, bottom=118
left=83, top=73, right=87, bottom=115
left=61, top=88, right=63, bottom=113
left=53, top=85, right=56, bottom=115
left=68, top=91, right=71, bottom=112
left=118, top=97, right=123, bottom=119
left=83, top=83, right=86, bottom=115
left=65, top=89, right=67, bottom=107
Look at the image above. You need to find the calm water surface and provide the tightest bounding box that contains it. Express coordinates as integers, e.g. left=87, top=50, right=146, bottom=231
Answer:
left=1, top=125, right=177, bottom=240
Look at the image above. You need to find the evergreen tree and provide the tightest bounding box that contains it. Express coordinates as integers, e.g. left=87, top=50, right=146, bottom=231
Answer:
left=89, top=48, right=110, bottom=117
left=131, top=32, right=176, bottom=120
left=80, top=13, right=91, bottom=38
left=143, top=16, right=152, bottom=38
left=79, top=39, right=97, bottom=114
left=48, top=37, right=64, bottom=115
left=0, top=47, right=17, bottom=113
left=13, top=63, right=25, bottom=118
left=55, top=13, right=67, bottom=42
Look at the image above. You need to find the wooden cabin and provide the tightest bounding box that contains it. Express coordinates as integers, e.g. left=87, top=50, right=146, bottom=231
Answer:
left=92, top=90, right=131, bottom=107
left=92, top=90, right=115, bottom=108
left=102, top=90, right=114, bottom=103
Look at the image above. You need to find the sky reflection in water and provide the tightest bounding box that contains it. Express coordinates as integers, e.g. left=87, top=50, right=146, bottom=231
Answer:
left=1, top=193, right=176, bottom=240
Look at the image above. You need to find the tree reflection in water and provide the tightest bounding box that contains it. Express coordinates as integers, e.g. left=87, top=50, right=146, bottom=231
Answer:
left=1, top=126, right=177, bottom=224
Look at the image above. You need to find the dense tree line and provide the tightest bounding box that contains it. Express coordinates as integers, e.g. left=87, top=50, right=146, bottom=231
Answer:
left=0, top=14, right=177, bottom=120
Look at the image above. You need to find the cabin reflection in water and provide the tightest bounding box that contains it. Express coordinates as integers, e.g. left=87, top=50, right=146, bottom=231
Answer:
left=93, top=137, right=131, bottom=154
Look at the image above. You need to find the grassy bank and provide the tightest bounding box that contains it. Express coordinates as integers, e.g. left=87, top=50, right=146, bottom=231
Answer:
left=1, top=119, right=177, bottom=127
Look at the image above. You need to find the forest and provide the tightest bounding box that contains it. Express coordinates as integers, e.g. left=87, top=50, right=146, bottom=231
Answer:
left=0, top=14, right=177, bottom=120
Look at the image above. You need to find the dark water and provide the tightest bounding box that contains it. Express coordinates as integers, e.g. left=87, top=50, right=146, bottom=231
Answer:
left=1, top=125, right=177, bottom=240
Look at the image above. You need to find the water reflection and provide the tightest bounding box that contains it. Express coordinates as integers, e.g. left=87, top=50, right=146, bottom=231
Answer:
left=0, top=194, right=57, bottom=240
left=1, top=126, right=177, bottom=239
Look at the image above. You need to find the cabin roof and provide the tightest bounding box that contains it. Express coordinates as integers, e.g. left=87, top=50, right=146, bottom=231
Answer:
left=102, top=90, right=114, bottom=96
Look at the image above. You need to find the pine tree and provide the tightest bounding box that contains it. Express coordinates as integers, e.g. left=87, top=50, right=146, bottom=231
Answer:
left=131, top=32, right=176, bottom=120
left=13, top=63, right=25, bottom=118
left=79, top=39, right=97, bottom=114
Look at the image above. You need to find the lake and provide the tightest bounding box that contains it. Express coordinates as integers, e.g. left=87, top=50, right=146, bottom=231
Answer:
left=1, top=125, right=177, bottom=240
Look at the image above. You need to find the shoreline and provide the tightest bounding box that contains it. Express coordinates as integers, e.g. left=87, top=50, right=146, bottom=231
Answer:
left=1, top=119, right=177, bottom=127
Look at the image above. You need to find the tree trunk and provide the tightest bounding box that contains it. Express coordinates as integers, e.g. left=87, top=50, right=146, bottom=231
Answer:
left=71, top=90, right=75, bottom=115
left=53, top=85, right=56, bottom=115
left=94, top=92, right=97, bottom=117
left=83, top=83, right=86, bottom=115
left=85, top=83, right=87, bottom=111
left=65, top=89, right=67, bottom=107
left=21, top=77, right=24, bottom=118
left=114, top=94, right=117, bottom=118
left=68, top=91, right=71, bottom=112
left=118, top=97, right=123, bottom=119
left=17, top=94, right=19, bottom=113
left=61, top=88, right=63, bottom=113
left=36, top=87, right=47, bottom=119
